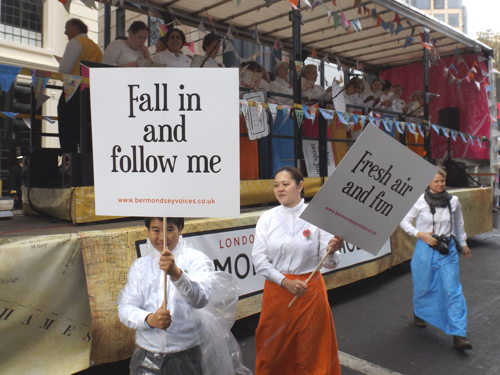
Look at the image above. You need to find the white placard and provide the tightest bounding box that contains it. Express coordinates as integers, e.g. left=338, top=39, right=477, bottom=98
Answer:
left=137, top=228, right=392, bottom=296
left=89, top=68, right=240, bottom=218
left=303, top=140, right=336, bottom=177
left=301, top=124, right=438, bottom=254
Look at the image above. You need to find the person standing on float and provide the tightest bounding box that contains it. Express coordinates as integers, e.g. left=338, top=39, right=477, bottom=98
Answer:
left=252, top=166, right=343, bottom=375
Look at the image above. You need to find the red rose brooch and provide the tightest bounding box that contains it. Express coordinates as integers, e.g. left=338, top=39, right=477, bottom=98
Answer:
left=303, top=229, right=311, bottom=240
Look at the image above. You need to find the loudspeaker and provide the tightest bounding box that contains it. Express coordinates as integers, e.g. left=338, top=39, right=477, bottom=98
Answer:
left=23, top=149, right=60, bottom=188
left=60, top=153, right=94, bottom=187
left=438, top=107, right=459, bottom=131
left=443, top=159, right=468, bottom=187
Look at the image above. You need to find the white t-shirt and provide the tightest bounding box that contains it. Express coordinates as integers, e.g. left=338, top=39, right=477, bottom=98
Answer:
left=153, top=49, right=191, bottom=67
left=103, top=39, right=143, bottom=66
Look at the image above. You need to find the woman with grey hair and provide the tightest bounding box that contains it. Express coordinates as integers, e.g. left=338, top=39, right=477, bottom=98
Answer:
left=269, top=61, right=293, bottom=105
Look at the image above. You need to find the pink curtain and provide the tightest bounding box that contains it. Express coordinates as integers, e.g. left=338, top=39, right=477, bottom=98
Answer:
left=380, top=54, right=490, bottom=159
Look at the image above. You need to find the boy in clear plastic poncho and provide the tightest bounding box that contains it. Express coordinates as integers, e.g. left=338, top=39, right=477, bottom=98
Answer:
left=118, top=217, right=251, bottom=375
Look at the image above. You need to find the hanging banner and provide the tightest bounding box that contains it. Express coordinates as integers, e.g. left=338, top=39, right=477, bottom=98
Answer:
left=137, top=228, right=392, bottom=297
left=0, top=235, right=91, bottom=375
left=303, top=139, right=336, bottom=177
left=90, top=68, right=240, bottom=217
left=300, top=125, right=437, bottom=254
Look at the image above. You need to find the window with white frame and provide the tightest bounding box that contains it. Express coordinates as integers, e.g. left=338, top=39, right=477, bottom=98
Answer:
left=0, top=0, right=43, bottom=47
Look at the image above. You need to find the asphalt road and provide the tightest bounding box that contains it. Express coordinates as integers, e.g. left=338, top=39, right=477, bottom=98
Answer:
left=76, top=227, right=500, bottom=375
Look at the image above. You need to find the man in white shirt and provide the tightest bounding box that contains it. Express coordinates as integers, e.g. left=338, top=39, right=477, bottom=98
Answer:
left=118, top=217, right=214, bottom=375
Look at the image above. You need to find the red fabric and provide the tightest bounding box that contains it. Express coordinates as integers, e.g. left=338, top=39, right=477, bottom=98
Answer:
left=255, top=273, right=341, bottom=375
left=239, top=114, right=259, bottom=180
left=380, top=54, right=490, bottom=159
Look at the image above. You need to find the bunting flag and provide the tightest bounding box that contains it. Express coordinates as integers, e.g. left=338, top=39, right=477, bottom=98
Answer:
left=1, top=111, right=18, bottom=118
left=22, top=118, right=31, bottom=129
left=63, top=74, right=82, bottom=103
left=268, top=103, right=278, bottom=123
left=226, top=24, right=235, bottom=40
left=351, top=19, right=362, bottom=32
left=450, top=130, right=458, bottom=141
left=294, top=109, right=304, bottom=128
left=319, top=108, right=334, bottom=120
left=0, top=64, right=21, bottom=92
left=198, top=19, right=207, bottom=33
left=235, top=0, right=242, bottom=6
left=351, top=114, right=358, bottom=124
left=32, top=76, right=49, bottom=109
left=294, top=61, right=303, bottom=74
left=336, top=111, right=349, bottom=125
left=418, top=124, right=425, bottom=137
left=80, top=0, right=96, bottom=9
left=406, top=122, right=417, bottom=134
left=431, top=124, right=440, bottom=135
left=58, top=0, right=72, bottom=11
left=185, top=42, right=195, bottom=53
left=382, top=119, right=392, bottom=132
left=36, top=94, right=50, bottom=110
left=43, top=116, right=57, bottom=124
left=302, top=105, right=315, bottom=121
left=159, top=24, right=169, bottom=37
left=441, top=127, right=450, bottom=138
left=403, top=37, right=414, bottom=48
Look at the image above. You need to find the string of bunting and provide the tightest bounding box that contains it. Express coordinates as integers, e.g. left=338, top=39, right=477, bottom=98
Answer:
left=239, top=99, right=488, bottom=148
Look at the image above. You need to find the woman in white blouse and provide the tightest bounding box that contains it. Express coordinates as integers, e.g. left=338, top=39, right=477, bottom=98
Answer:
left=269, top=61, right=293, bottom=105
left=199, top=33, right=224, bottom=68
left=252, top=166, right=343, bottom=375
left=400, top=169, right=473, bottom=350
left=102, top=21, right=151, bottom=67
left=152, top=28, right=191, bottom=67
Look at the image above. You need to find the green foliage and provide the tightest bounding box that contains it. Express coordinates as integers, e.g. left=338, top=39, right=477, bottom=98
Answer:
left=476, top=29, right=500, bottom=70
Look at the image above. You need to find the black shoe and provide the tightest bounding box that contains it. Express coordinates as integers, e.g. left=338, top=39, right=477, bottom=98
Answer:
left=413, top=314, right=427, bottom=328
left=453, top=336, right=472, bottom=350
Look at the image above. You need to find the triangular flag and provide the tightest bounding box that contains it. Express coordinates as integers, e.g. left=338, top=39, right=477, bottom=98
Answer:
left=235, top=0, right=242, bottom=5
left=58, top=0, right=72, bottom=11
left=1, top=111, right=18, bottom=118
left=268, top=103, right=278, bottom=123
left=63, top=74, right=82, bottom=102
left=441, top=127, right=450, bottom=138
left=294, top=61, right=303, bottom=74
left=302, top=105, right=315, bottom=120
left=159, top=24, right=169, bottom=37
left=450, top=130, right=457, bottom=141
left=351, top=19, right=362, bottom=32
left=295, top=109, right=304, bottom=128
left=226, top=25, right=234, bottom=40
left=459, top=132, right=467, bottom=143
left=418, top=124, right=425, bottom=137
left=475, top=81, right=481, bottom=90
left=406, top=122, right=417, bottom=134
left=319, top=108, right=334, bottom=120
left=43, top=116, right=57, bottom=124
left=80, top=0, right=96, bottom=9
left=336, top=111, right=349, bottom=125
left=36, top=94, right=50, bottom=110
left=185, top=42, right=195, bottom=53
left=395, top=23, right=404, bottom=35
left=0, top=64, right=21, bottom=92
left=198, top=19, right=206, bottom=33
left=404, top=36, right=414, bottom=48
left=431, top=124, right=441, bottom=135
left=32, top=75, right=49, bottom=109
left=382, top=119, right=392, bottom=132
left=22, top=118, right=31, bottom=129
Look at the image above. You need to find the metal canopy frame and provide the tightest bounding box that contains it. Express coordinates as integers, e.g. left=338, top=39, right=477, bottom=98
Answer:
left=108, top=0, right=492, bottom=73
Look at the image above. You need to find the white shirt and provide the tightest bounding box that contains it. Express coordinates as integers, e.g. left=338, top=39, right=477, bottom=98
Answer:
left=201, top=56, right=224, bottom=68
left=118, top=237, right=214, bottom=353
left=269, top=77, right=293, bottom=105
left=58, top=34, right=84, bottom=74
left=252, top=199, right=340, bottom=286
left=152, top=49, right=191, bottom=67
left=103, top=39, right=143, bottom=66
left=344, top=92, right=364, bottom=109
left=391, top=98, right=406, bottom=113
left=400, top=194, right=467, bottom=246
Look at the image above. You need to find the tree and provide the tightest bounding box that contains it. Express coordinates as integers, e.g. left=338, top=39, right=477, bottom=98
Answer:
left=476, top=29, right=500, bottom=70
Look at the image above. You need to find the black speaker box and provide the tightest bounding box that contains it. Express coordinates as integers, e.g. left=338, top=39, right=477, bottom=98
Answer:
left=23, top=149, right=60, bottom=188
left=443, top=159, right=468, bottom=187
left=438, top=107, right=459, bottom=131
left=60, top=153, right=94, bottom=187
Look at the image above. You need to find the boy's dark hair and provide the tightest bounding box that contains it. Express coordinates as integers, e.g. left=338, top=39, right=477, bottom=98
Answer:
left=202, top=32, right=221, bottom=51
left=165, top=28, right=186, bottom=46
left=128, top=20, right=150, bottom=34
left=144, top=217, right=185, bottom=230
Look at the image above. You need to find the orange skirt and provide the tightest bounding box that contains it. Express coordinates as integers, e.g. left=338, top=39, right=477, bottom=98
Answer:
left=255, top=273, right=341, bottom=375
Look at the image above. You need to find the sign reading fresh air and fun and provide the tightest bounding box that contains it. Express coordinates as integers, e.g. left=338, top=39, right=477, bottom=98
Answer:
left=301, top=124, right=438, bottom=254
left=89, top=68, right=240, bottom=217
